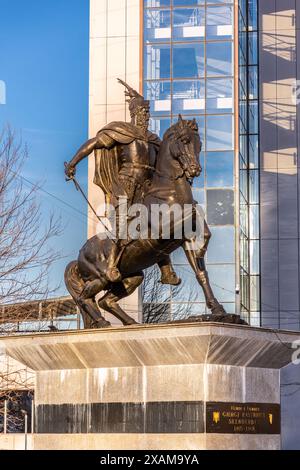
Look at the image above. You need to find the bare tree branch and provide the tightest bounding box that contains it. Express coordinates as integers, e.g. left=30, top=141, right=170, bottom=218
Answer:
left=0, top=127, right=64, bottom=430
left=0, top=127, right=62, bottom=311
left=142, top=265, right=193, bottom=323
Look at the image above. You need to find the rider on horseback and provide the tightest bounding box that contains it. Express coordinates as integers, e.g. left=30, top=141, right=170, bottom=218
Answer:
left=65, top=79, right=181, bottom=286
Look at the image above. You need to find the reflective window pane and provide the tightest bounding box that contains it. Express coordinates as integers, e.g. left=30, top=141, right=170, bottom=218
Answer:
left=145, top=81, right=171, bottom=116
left=142, top=267, right=171, bottom=303
left=173, top=8, right=205, bottom=41
left=249, top=205, right=259, bottom=239
left=223, top=303, right=236, bottom=314
left=144, top=44, right=171, bottom=80
left=206, top=6, right=233, bottom=40
left=240, top=134, right=248, bottom=165
left=248, top=66, right=258, bottom=100
left=248, top=32, right=258, bottom=65
left=249, top=101, right=258, bottom=133
left=239, top=33, right=247, bottom=66
left=171, top=303, right=206, bottom=320
left=207, top=0, right=232, bottom=3
left=249, top=313, right=260, bottom=328
left=250, top=240, right=260, bottom=274
left=192, top=187, right=205, bottom=208
left=209, top=264, right=235, bottom=303
left=149, top=117, right=171, bottom=138
left=173, top=0, right=204, bottom=6
left=239, top=0, right=247, bottom=29
left=248, top=0, right=258, bottom=31
left=143, top=303, right=171, bottom=324
left=206, top=115, right=233, bottom=150
left=206, top=78, right=233, bottom=114
left=206, top=42, right=233, bottom=77
left=240, top=233, right=249, bottom=273
left=249, top=169, right=259, bottom=204
left=206, top=151, right=234, bottom=187
left=207, top=189, right=234, bottom=225
left=239, top=67, right=247, bottom=99
left=249, top=134, right=259, bottom=168
left=173, top=43, right=205, bottom=78
left=145, top=0, right=170, bottom=7
left=240, top=202, right=248, bottom=237
left=239, top=100, right=247, bottom=134
left=172, top=266, right=205, bottom=302
left=240, top=269, right=250, bottom=309
left=240, top=169, right=248, bottom=200
left=193, top=171, right=205, bottom=188
left=207, top=226, right=235, bottom=264
left=144, top=9, right=171, bottom=43
left=172, top=80, right=205, bottom=115
left=172, top=246, right=188, bottom=265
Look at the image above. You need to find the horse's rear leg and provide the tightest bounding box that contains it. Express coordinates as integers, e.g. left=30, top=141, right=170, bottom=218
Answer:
left=98, top=272, right=144, bottom=325
left=65, top=261, right=111, bottom=329
left=78, top=297, right=111, bottom=329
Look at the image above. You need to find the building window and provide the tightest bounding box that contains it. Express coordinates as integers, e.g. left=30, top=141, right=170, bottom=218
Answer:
left=238, top=0, right=260, bottom=325
left=143, top=0, right=236, bottom=320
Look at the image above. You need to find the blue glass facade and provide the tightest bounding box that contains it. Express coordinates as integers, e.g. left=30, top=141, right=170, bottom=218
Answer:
left=143, top=0, right=236, bottom=319
left=238, top=0, right=260, bottom=325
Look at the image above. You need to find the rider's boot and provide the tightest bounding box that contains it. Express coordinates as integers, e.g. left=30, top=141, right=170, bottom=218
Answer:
left=158, top=257, right=181, bottom=286
left=106, top=242, right=122, bottom=283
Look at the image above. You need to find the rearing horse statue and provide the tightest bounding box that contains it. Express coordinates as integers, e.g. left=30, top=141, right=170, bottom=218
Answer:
left=65, top=116, right=226, bottom=328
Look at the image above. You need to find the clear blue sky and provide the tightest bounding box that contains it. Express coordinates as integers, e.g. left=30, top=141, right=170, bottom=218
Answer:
left=0, top=0, right=89, bottom=296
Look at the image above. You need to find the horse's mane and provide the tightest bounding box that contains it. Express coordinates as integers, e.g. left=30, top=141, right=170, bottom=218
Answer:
left=162, top=118, right=199, bottom=141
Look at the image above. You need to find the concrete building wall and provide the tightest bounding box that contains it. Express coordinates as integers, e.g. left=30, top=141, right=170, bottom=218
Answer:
left=88, top=0, right=141, bottom=237
left=259, top=0, right=300, bottom=329
left=89, top=0, right=141, bottom=323
left=259, top=0, right=300, bottom=450
left=0, top=433, right=280, bottom=451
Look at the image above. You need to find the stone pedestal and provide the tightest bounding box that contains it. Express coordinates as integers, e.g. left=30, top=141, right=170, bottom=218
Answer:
left=1, top=322, right=299, bottom=450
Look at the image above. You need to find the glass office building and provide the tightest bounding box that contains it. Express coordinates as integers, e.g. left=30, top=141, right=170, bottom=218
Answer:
left=88, top=0, right=260, bottom=325
left=143, top=0, right=237, bottom=319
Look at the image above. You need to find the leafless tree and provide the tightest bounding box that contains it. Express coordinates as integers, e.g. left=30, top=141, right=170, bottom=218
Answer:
left=0, top=127, right=63, bottom=431
left=142, top=264, right=195, bottom=323
left=0, top=360, right=34, bottom=433
left=0, top=127, right=62, bottom=330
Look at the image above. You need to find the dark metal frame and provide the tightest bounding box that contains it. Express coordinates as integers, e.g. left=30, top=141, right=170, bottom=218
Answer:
left=238, top=0, right=261, bottom=325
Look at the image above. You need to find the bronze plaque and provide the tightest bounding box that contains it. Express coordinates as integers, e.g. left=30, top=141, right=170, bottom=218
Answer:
left=206, top=402, right=280, bottom=434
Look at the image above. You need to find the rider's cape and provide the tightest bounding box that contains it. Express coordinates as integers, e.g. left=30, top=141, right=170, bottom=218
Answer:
left=94, top=122, right=161, bottom=206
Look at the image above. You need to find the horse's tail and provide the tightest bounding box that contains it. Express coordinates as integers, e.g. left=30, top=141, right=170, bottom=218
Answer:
left=64, top=261, right=84, bottom=302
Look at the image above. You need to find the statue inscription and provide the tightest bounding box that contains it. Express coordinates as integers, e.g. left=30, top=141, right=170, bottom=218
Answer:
left=206, top=402, right=280, bottom=434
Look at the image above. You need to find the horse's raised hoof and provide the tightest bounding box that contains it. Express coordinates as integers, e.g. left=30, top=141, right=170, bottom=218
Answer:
left=210, top=303, right=227, bottom=317
left=106, top=267, right=122, bottom=283
left=160, top=273, right=182, bottom=286
left=126, top=320, right=139, bottom=326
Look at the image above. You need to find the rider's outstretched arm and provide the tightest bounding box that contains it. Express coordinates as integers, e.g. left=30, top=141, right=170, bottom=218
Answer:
left=65, top=133, right=115, bottom=178
left=68, top=137, right=99, bottom=168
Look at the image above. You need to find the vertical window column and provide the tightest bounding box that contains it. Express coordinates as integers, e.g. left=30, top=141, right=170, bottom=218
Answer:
left=238, top=0, right=260, bottom=326
left=143, top=0, right=236, bottom=322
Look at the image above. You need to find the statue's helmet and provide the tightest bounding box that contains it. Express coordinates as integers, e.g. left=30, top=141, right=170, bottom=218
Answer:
left=118, top=78, right=150, bottom=118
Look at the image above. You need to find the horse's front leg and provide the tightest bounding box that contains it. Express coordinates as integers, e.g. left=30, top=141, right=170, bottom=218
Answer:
left=183, top=243, right=226, bottom=316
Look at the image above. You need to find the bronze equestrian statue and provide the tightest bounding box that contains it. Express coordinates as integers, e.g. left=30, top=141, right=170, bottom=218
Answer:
left=64, top=80, right=227, bottom=328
